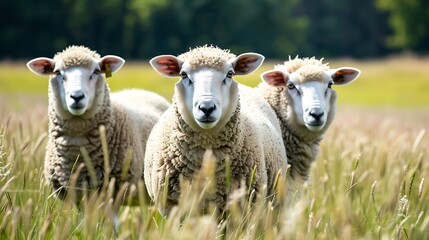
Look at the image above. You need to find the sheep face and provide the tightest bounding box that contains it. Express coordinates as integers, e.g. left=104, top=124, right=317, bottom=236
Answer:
left=54, top=62, right=100, bottom=116
left=27, top=55, right=125, bottom=118
left=151, top=51, right=264, bottom=131
left=179, top=63, right=235, bottom=129
left=261, top=65, right=360, bottom=132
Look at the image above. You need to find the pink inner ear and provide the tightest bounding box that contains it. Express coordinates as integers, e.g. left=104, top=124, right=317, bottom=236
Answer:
left=263, top=72, right=286, bottom=87
left=333, top=70, right=356, bottom=84
left=338, top=69, right=356, bottom=75
left=155, top=58, right=181, bottom=75
left=32, top=60, right=55, bottom=73
left=235, top=56, right=259, bottom=74
left=100, top=58, right=120, bottom=71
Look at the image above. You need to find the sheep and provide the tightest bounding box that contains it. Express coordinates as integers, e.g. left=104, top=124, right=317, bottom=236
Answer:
left=26, top=45, right=170, bottom=203
left=258, top=56, right=361, bottom=184
left=144, top=45, right=287, bottom=215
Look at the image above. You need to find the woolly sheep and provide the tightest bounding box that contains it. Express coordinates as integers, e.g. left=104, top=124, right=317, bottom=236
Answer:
left=26, top=46, right=170, bottom=202
left=258, top=56, right=360, bottom=183
left=145, top=45, right=287, bottom=215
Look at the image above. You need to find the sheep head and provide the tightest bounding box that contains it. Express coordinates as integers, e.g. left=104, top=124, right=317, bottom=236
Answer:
left=27, top=46, right=125, bottom=119
left=261, top=59, right=360, bottom=132
left=150, top=45, right=264, bottom=131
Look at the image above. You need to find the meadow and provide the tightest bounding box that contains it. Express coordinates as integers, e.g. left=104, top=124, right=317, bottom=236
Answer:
left=0, top=56, right=428, bottom=239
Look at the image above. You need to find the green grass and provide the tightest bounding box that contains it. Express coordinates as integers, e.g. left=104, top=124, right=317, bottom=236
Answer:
left=0, top=57, right=428, bottom=239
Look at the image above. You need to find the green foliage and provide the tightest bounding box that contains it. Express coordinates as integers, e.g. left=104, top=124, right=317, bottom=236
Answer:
left=377, top=0, right=429, bottom=52
left=130, top=0, right=169, bottom=21
left=140, top=0, right=306, bottom=57
left=3, top=0, right=421, bottom=59
left=298, top=0, right=391, bottom=58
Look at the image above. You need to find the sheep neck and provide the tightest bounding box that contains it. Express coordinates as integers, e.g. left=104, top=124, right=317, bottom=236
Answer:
left=158, top=101, right=243, bottom=210
left=49, top=88, right=114, bottom=142
left=172, top=100, right=242, bottom=166
left=46, top=83, right=115, bottom=188
left=175, top=100, right=241, bottom=146
left=258, top=83, right=325, bottom=181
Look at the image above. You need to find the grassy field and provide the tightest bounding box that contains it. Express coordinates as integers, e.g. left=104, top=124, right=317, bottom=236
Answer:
left=2, top=55, right=429, bottom=106
left=0, top=57, right=428, bottom=239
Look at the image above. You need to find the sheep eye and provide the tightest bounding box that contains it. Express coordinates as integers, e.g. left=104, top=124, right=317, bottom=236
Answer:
left=180, top=72, right=188, bottom=79
left=226, top=71, right=234, bottom=78
left=287, top=83, right=295, bottom=89
left=90, top=69, right=101, bottom=80
left=181, top=77, right=193, bottom=86
left=54, top=71, right=66, bottom=81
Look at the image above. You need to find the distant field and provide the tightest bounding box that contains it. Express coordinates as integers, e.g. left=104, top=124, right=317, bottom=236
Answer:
left=1, top=56, right=428, bottom=106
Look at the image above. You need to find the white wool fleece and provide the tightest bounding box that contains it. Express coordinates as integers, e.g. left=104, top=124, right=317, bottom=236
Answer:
left=27, top=46, right=170, bottom=202
left=145, top=45, right=288, bottom=215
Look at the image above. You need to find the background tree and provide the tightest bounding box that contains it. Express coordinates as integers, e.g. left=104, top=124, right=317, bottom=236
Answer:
left=297, top=0, right=391, bottom=58
left=0, top=0, right=426, bottom=59
left=136, top=0, right=306, bottom=58
left=377, top=0, right=429, bottom=53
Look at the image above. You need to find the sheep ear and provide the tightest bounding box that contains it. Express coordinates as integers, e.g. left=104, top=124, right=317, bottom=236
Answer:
left=26, top=57, right=56, bottom=76
left=261, top=70, right=288, bottom=87
left=150, top=55, right=183, bottom=77
left=230, top=53, right=265, bottom=75
left=99, top=55, right=125, bottom=74
left=329, top=67, right=361, bottom=85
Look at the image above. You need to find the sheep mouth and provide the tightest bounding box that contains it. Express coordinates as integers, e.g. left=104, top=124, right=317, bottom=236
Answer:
left=70, top=103, right=85, bottom=110
left=197, top=116, right=217, bottom=123
left=306, top=121, right=324, bottom=127
left=304, top=121, right=326, bottom=132
left=68, top=104, right=87, bottom=115
left=195, top=116, right=219, bottom=130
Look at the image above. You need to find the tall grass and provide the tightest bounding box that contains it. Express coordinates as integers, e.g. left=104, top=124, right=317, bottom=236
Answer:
left=0, top=101, right=428, bottom=239
left=0, top=57, right=428, bottom=239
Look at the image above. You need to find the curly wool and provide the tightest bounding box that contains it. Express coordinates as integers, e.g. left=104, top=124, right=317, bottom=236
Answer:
left=45, top=47, right=170, bottom=201
left=47, top=88, right=170, bottom=200
left=257, top=56, right=336, bottom=181
left=162, top=102, right=245, bottom=205
left=145, top=88, right=286, bottom=215
left=147, top=102, right=265, bottom=210
left=54, top=45, right=100, bottom=69
left=276, top=56, right=329, bottom=74
left=178, top=45, right=236, bottom=70
left=46, top=85, right=112, bottom=196
left=258, top=83, right=331, bottom=181
left=145, top=47, right=286, bottom=215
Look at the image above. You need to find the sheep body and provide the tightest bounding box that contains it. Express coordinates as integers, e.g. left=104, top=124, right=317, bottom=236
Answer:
left=27, top=46, right=170, bottom=201
left=46, top=89, right=169, bottom=198
left=258, top=56, right=360, bottom=182
left=144, top=46, right=287, bottom=214
left=257, top=82, right=325, bottom=182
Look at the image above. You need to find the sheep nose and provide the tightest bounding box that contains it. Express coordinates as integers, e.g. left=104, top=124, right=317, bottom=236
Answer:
left=70, top=92, right=85, bottom=103
left=309, top=109, right=324, bottom=121
left=198, top=103, right=216, bottom=116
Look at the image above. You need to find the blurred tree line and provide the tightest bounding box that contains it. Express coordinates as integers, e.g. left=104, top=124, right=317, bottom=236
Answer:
left=0, top=0, right=428, bottom=59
